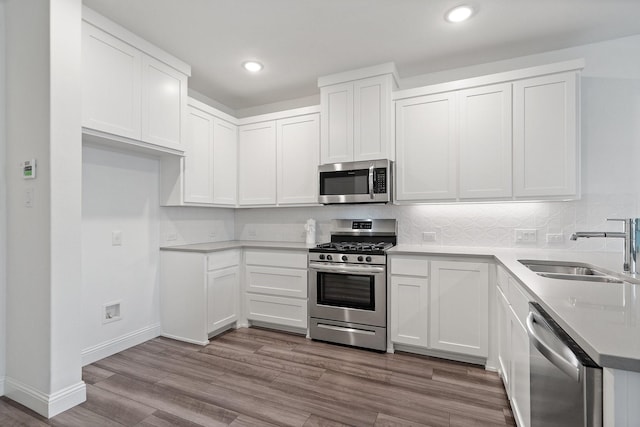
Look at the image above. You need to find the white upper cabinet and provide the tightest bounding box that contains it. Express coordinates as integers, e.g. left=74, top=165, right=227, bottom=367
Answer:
left=429, top=260, right=489, bottom=357
left=183, top=100, right=237, bottom=206
left=238, top=121, right=277, bottom=206
left=277, top=114, right=320, bottom=205
left=319, top=64, right=398, bottom=164
left=82, top=8, right=190, bottom=153
left=513, top=71, right=578, bottom=198
left=458, top=83, right=513, bottom=199
left=395, top=93, right=457, bottom=201
left=82, top=22, right=142, bottom=140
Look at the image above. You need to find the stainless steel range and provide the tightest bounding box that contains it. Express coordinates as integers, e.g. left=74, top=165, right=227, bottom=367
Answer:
left=308, top=219, right=397, bottom=351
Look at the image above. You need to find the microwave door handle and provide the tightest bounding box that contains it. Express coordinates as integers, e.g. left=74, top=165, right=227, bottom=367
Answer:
left=369, top=164, right=375, bottom=199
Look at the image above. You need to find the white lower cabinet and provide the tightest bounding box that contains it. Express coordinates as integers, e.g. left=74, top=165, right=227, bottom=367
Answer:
left=389, top=255, right=489, bottom=360
left=496, top=265, right=531, bottom=427
left=244, top=249, right=308, bottom=331
left=160, top=249, right=240, bottom=345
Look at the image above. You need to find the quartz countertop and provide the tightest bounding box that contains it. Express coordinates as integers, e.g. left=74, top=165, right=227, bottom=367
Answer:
left=160, top=240, right=312, bottom=253
left=390, top=244, right=640, bottom=372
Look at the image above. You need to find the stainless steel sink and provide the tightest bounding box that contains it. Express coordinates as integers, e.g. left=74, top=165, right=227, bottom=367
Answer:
left=519, top=260, right=624, bottom=283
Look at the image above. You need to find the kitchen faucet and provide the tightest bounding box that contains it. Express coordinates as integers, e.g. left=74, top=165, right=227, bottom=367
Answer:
left=570, top=218, right=640, bottom=274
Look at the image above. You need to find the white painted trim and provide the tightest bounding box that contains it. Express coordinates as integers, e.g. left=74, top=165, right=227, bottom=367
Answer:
left=5, top=378, right=86, bottom=418
left=392, top=343, right=487, bottom=366
left=82, top=6, right=191, bottom=76
left=236, top=105, right=320, bottom=126
left=318, top=62, right=399, bottom=88
left=394, top=59, right=586, bottom=100
left=81, top=323, right=161, bottom=366
left=160, top=332, right=208, bottom=346
left=0, top=377, right=5, bottom=395
left=82, top=128, right=185, bottom=157
left=188, top=97, right=239, bottom=126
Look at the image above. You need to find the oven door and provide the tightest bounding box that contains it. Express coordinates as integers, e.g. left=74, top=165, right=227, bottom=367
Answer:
left=308, top=261, right=386, bottom=327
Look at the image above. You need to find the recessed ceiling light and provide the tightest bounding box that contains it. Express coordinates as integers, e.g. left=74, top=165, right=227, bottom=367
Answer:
left=445, top=5, right=474, bottom=23
left=242, top=61, right=263, bottom=72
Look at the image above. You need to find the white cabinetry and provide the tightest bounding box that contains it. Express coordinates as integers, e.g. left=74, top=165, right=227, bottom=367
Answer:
left=513, top=72, right=578, bottom=198
left=82, top=9, right=190, bottom=153
left=238, top=122, right=277, bottom=206
left=496, top=265, right=532, bottom=427
left=395, top=93, right=457, bottom=201
left=244, top=249, right=308, bottom=331
left=183, top=99, right=237, bottom=206
left=160, top=249, right=240, bottom=345
left=429, top=260, right=489, bottom=357
left=389, top=255, right=489, bottom=361
left=319, top=64, right=398, bottom=164
left=277, top=114, right=320, bottom=205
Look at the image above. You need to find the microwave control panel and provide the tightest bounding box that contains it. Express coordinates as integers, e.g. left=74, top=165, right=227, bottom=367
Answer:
left=374, top=168, right=387, bottom=193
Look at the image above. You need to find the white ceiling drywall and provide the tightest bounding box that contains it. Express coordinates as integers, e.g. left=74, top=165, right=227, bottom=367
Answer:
left=82, top=0, right=640, bottom=112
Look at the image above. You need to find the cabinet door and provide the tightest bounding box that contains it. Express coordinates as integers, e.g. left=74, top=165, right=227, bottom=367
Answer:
left=238, top=121, right=277, bottom=205
left=354, top=75, right=392, bottom=161
left=459, top=84, right=512, bottom=199
left=513, top=72, right=578, bottom=198
left=510, top=311, right=531, bottom=427
left=496, top=285, right=511, bottom=391
left=141, top=54, right=188, bottom=149
left=320, top=82, right=354, bottom=164
left=184, top=106, right=215, bottom=204
left=429, top=260, right=489, bottom=357
left=212, top=118, right=238, bottom=206
left=82, top=22, right=142, bottom=139
left=390, top=275, right=429, bottom=347
left=277, top=114, right=320, bottom=205
left=207, top=266, right=239, bottom=333
left=395, top=93, right=457, bottom=201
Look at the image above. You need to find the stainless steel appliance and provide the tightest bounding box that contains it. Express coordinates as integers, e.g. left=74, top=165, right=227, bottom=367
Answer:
left=308, top=219, right=397, bottom=351
left=527, top=302, right=603, bottom=427
left=318, top=159, right=391, bottom=204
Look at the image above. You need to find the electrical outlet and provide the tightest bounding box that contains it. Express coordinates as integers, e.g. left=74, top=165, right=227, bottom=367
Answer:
left=209, top=231, right=217, bottom=239
left=546, top=233, right=564, bottom=244
left=422, top=232, right=437, bottom=242
left=247, top=229, right=257, bottom=238
left=166, top=233, right=177, bottom=241
left=103, top=302, right=121, bottom=324
left=112, top=230, right=123, bottom=246
left=515, top=229, right=537, bottom=244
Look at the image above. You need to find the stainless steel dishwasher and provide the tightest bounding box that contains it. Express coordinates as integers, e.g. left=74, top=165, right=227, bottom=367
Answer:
left=526, top=302, right=602, bottom=427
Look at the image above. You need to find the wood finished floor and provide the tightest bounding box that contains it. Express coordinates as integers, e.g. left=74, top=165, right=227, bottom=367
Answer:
left=0, top=327, right=516, bottom=426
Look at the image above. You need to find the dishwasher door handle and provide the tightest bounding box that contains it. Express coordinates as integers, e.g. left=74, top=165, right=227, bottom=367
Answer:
left=526, top=311, right=581, bottom=382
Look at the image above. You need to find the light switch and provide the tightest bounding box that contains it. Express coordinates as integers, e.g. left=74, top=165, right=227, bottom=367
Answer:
left=112, top=230, right=123, bottom=246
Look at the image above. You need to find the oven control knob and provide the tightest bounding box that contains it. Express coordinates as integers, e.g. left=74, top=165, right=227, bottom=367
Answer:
left=365, top=256, right=372, bottom=263
left=327, top=255, right=333, bottom=261
left=341, top=255, right=348, bottom=262
left=319, top=254, right=325, bottom=260
left=357, top=256, right=364, bottom=262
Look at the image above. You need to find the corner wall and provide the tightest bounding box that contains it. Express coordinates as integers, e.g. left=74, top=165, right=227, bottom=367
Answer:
left=0, top=0, right=7, bottom=396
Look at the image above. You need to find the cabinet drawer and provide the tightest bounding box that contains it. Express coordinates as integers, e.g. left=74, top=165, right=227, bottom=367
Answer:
left=496, top=265, right=509, bottom=294
left=245, top=293, right=307, bottom=329
left=508, top=277, right=531, bottom=328
left=245, top=265, right=307, bottom=298
left=207, top=249, right=240, bottom=271
left=389, top=256, right=429, bottom=277
left=245, top=249, right=307, bottom=269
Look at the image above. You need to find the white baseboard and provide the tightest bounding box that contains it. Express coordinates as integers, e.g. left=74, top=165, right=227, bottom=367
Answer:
left=0, top=376, right=5, bottom=395
left=5, top=378, right=86, bottom=418
left=160, top=332, right=208, bottom=346
left=81, top=323, right=161, bottom=366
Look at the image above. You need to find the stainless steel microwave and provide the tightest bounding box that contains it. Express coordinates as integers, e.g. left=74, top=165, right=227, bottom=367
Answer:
left=318, top=159, right=392, bottom=204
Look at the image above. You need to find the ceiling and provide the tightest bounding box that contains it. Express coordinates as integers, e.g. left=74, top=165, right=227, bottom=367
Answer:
left=82, top=0, right=640, bottom=112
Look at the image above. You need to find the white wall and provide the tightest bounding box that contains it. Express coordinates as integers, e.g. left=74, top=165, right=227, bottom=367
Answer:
left=4, top=0, right=85, bottom=417
left=0, top=0, right=7, bottom=396
left=81, top=145, right=162, bottom=364
left=235, top=34, right=640, bottom=256
left=160, top=206, right=235, bottom=246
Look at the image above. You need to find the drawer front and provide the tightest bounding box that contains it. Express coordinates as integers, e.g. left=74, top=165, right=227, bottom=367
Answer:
left=245, top=265, right=307, bottom=298
left=245, top=249, right=307, bottom=269
left=245, top=293, right=307, bottom=329
left=496, top=265, right=509, bottom=294
left=389, top=256, right=429, bottom=277
left=508, top=277, right=531, bottom=328
left=207, top=249, right=240, bottom=271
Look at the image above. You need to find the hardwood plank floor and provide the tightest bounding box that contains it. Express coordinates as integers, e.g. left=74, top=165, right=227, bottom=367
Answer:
left=0, top=327, right=516, bottom=426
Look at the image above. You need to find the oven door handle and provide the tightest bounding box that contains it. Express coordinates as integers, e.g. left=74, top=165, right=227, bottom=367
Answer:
left=368, top=164, right=375, bottom=199
left=309, top=262, right=385, bottom=275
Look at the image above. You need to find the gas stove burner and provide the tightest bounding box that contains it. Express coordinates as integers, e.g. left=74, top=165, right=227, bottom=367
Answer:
left=314, top=241, right=394, bottom=253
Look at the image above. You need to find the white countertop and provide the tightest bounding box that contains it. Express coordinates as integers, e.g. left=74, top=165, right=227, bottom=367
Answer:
left=390, top=244, right=640, bottom=372
left=160, top=240, right=311, bottom=253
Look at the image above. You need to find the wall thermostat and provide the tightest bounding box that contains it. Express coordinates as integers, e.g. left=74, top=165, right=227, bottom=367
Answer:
left=22, top=159, right=36, bottom=179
